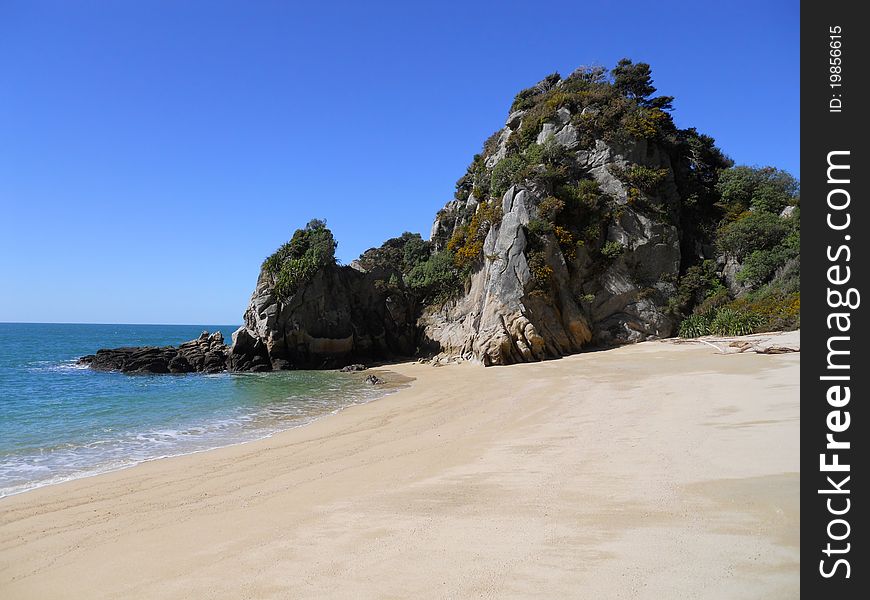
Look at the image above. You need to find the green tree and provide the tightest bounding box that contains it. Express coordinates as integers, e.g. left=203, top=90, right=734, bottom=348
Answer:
left=612, top=58, right=656, bottom=100
left=406, top=251, right=463, bottom=303
left=357, top=232, right=431, bottom=275
left=567, top=64, right=608, bottom=84
left=611, top=58, right=674, bottom=110
left=716, top=165, right=799, bottom=216
left=490, top=154, right=529, bottom=198
left=262, top=219, right=338, bottom=300
left=716, top=212, right=790, bottom=260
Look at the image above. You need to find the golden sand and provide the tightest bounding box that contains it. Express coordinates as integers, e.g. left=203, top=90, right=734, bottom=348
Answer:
left=0, top=336, right=799, bottom=599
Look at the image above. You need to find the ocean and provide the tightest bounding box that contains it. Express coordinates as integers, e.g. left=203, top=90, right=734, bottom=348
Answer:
left=0, top=323, right=389, bottom=498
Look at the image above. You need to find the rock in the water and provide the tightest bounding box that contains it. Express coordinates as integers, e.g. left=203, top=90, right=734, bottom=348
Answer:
left=226, top=327, right=271, bottom=372
left=365, top=374, right=385, bottom=385
left=79, top=332, right=229, bottom=374
left=168, top=354, right=193, bottom=373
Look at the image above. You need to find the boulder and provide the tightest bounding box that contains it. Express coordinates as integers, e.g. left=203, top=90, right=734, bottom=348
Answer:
left=365, top=374, right=385, bottom=385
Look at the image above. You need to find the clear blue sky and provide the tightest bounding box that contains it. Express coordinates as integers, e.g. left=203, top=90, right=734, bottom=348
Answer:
left=0, top=1, right=799, bottom=325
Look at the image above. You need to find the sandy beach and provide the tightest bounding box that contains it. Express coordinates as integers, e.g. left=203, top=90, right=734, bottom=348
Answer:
left=0, top=335, right=799, bottom=599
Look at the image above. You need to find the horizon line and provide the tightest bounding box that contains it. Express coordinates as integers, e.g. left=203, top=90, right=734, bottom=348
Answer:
left=0, top=321, right=242, bottom=327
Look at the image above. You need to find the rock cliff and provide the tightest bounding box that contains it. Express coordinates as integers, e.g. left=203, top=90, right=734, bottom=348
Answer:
left=419, top=134, right=684, bottom=365
left=412, top=65, right=718, bottom=364
left=230, top=61, right=791, bottom=369
left=78, top=62, right=797, bottom=374
left=228, top=265, right=416, bottom=371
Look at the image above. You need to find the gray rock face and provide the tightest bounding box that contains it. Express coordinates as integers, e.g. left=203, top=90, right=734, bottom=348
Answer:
left=720, top=255, right=750, bottom=297
left=419, top=185, right=592, bottom=365
left=416, top=103, right=684, bottom=364
left=229, top=266, right=417, bottom=371
left=419, top=152, right=679, bottom=366
left=79, top=331, right=229, bottom=374
left=536, top=107, right=580, bottom=149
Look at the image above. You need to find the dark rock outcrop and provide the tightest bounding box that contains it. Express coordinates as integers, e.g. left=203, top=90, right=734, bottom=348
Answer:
left=80, top=331, right=229, bottom=374
left=228, top=266, right=417, bottom=371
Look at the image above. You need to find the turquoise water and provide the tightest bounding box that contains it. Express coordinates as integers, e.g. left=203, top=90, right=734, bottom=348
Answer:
left=0, top=323, right=389, bottom=497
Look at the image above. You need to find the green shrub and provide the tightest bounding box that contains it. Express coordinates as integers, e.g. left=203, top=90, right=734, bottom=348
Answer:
left=526, top=250, right=553, bottom=290
left=526, top=217, right=553, bottom=238
left=446, top=200, right=502, bottom=270
left=716, top=165, right=799, bottom=217
left=709, top=307, right=763, bottom=336
left=582, top=223, right=602, bottom=244
left=357, top=232, right=431, bottom=275
left=716, top=212, right=790, bottom=260
left=510, top=72, right=561, bottom=112
left=670, top=260, right=724, bottom=316
left=455, top=153, right=490, bottom=200
left=537, top=196, right=565, bottom=221
left=273, top=256, right=319, bottom=300
left=678, top=314, right=709, bottom=338
left=736, top=224, right=799, bottom=286
left=622, top=107, right=672, bottom=140
left=726, top=290, right=800, bottom=332
left=490, top=154, right=529, bottom=198
left=557, top=179, right=603, bottom=210
left=511, top=99, right=562, bottom=151
left=601, top=240, right=625, bottom=259
left=402, top=235, right=431, bottom=273
left=406, top=251, right=464, bottom=303
left=693, top=287, right=730, bottom=317
left=609, top=164, right=669, bottom=194
left=263, top=219, right=337, bottom=300
left=679, top=306, right=764, bottom=338
left=546, top=179, right=610, bottom=249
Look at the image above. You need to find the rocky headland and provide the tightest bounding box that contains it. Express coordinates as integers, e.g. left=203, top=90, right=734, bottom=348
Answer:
left=226, top=61, right=799, bottom=370
left=79, top=331, right=229, bottom=374
left=83, top=60, right=800, bottom=373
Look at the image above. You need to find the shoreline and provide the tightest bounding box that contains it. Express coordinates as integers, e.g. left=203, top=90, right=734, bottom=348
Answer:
left=0, top=369, right=410, bottom=500
left=0, top=335, right=799, bottom=599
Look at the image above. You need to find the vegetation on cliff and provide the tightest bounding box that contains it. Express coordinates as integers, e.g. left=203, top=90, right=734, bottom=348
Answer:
left=262, top=219, right=338, bottom=300
left=443, top=58, right=800, bottom=338
left=356, top=232, right=465, bottom=304
left=254, top=59, right=800, bottom=362
left=447, top=61, right=726, bottom=273
left=676, top=166, right=800, bottom=336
